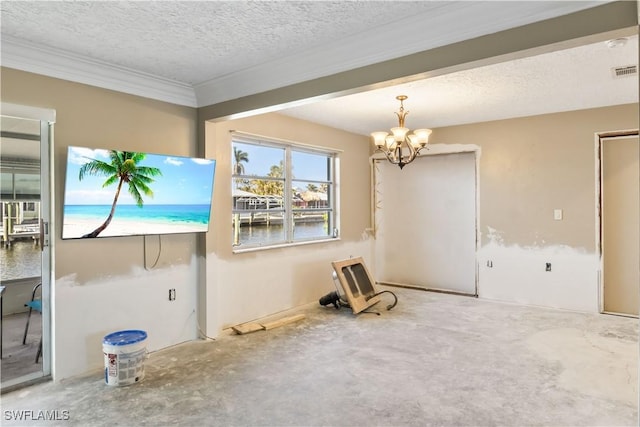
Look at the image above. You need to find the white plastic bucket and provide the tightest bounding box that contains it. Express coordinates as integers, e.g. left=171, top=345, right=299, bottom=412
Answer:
left=103, top=330, right=147, bottom=386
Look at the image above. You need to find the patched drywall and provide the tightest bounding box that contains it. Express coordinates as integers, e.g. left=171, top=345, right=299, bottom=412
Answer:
left=53, top=259, right=199, bottom=380
left=205, top=240, right=374, bottom=333
left=479, top=230, right=597, bottom=312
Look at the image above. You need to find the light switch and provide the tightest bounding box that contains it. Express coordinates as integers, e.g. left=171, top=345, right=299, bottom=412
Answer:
left=554, top=209, right=563, bottom=220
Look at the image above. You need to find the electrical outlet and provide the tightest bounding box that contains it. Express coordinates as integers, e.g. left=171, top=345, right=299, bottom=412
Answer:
left=554, top=209, right=563, bottom=220
left=487, top=260, right=493, bottom=268
left=169, top=289, right=176, bottom=301
left=545, top=263, right=552, bottom=272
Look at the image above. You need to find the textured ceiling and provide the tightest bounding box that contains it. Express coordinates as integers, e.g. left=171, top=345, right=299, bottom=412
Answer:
left=281, top=34, right=639, bottom=133
left=0, top=1, right=637, bottom=134
left=1, top=1, right=444, bottom=85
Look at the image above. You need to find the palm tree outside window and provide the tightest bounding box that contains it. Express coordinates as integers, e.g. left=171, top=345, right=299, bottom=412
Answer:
left=231, top=137, right=338, bottom=250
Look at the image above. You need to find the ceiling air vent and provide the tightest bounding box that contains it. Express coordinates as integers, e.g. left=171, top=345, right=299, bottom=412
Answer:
left=612, top=65, right=637, bottom=78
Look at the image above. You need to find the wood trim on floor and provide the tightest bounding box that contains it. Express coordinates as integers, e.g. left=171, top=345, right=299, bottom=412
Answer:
left=377, top=281, right=478, bottom=298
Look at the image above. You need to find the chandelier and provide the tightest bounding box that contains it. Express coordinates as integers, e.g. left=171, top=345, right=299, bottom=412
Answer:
left=370, top=95, right=432, bottom=169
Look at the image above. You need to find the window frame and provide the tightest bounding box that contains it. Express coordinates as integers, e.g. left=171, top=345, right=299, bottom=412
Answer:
left=231, top=133, right=340, bottom=252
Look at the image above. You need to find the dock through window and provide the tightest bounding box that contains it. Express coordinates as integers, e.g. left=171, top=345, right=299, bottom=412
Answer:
left=231, top=133, right=339, bottom=251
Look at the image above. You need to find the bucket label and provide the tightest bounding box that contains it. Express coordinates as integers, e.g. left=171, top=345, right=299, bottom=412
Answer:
left=104, top=348, right=146, bottom=385
left=107, top=353, right=117, bottom=377
left=103, top=342, right=147, bottom=386
left=118, top=349, right=145, bottom=381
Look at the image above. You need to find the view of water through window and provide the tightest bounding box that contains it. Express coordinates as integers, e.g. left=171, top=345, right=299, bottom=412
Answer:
left=236, top=221, right=328, bottom=247
left=232, top=138, right=337, bottom=248
left=0, top=241, right=41, bottom=281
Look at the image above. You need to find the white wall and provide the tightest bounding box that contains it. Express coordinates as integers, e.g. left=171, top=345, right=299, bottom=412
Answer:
left=204, top=113, right=374, bottom=334
left=373, top=148, right=478, bottom=295
left=53, top=254, right=199, bottom=379
left=478, top=238, right=598, bottom=312
left=206, top=240, right=374, bottom=331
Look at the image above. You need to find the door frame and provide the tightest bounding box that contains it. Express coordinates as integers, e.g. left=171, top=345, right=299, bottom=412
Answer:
left=1, top=102, right=56, bottom=389
left=595, top=129, right=639, bottom=317
left=370, top=143, right=480, bottom=296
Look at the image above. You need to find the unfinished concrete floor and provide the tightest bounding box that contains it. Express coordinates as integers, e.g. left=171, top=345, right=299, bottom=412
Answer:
left=2, top=287, right=638, bottom=426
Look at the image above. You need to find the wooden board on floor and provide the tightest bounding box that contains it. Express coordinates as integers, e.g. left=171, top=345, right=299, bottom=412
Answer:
left=232, top=322, right=264, bottom=335
left=232, top=314, right=306, bottom=335
left=261, top=314, right=305, bottom=331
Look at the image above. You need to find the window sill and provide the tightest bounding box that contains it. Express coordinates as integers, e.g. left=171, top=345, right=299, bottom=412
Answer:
left=232, top=237, right=340, bottom=254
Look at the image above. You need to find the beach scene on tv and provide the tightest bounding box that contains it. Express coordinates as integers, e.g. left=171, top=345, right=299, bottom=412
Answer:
left=62, top=146, right=216, bottom=239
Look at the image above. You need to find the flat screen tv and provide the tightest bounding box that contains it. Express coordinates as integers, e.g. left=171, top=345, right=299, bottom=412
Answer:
left=62, top=146, right=216, bottom=239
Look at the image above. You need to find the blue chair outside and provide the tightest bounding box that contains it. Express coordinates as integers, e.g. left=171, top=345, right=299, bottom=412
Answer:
left=23, top=282, right=42, bottom=363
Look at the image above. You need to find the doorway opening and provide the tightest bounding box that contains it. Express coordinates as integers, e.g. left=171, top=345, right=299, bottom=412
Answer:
left=372, top=145, right=479, bottom=296
left=596, top=130, right=639, bottom=317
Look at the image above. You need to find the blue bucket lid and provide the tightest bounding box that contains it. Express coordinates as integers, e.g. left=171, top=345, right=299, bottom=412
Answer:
left=103, top=330, right=147, bottom=346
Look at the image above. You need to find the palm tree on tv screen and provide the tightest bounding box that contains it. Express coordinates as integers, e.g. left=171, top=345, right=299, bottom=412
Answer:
left=78, top=150, right=162, bottom=238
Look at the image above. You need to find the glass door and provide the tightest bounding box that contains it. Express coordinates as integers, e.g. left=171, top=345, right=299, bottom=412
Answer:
left=1, top=105, right=53, bottom=391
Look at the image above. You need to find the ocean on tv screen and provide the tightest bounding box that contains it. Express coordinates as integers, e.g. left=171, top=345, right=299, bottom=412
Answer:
left=62, top=146, right=216, bottom=239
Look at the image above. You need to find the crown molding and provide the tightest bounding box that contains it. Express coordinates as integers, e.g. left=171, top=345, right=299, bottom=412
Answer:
left=1, top=35, right=197, bottom=107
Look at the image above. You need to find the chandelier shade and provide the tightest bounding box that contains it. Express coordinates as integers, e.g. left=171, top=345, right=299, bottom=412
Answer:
left=371, top=95, right=432, bottom=169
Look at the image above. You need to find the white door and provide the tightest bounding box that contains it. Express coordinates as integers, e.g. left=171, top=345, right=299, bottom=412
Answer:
left=374, top=151, right=477, bottom=295
left=601, top=134, right=639, bottom=316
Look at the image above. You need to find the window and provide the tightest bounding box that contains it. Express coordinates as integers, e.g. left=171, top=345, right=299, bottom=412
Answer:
left=232, top=134, right=339, bottom=250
